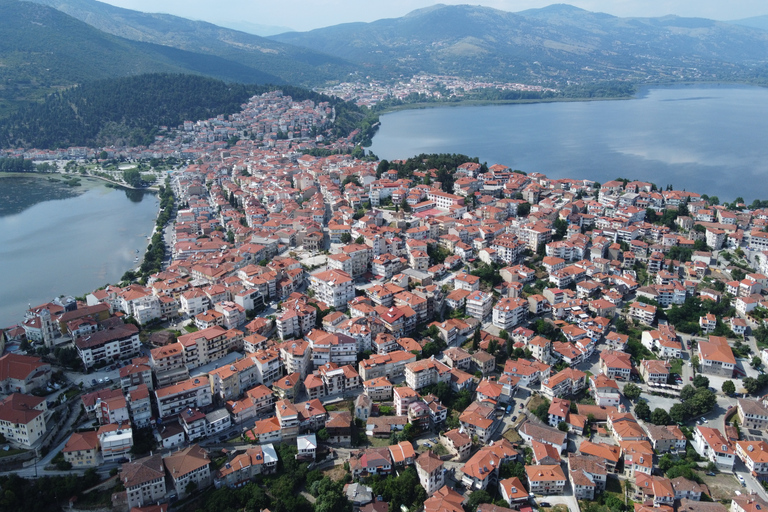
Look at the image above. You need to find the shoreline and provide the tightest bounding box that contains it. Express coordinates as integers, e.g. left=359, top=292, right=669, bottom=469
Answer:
left=0, top=169, right=160, bottom=192
left=371, top=80, right=765, bottom=115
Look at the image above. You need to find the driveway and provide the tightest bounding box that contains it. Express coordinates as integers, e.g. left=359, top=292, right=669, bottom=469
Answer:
left=533, top=480, right=579, bottom=512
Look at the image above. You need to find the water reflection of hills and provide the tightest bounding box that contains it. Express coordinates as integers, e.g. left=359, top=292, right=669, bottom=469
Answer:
left=0, top=176, right=82, bottom=217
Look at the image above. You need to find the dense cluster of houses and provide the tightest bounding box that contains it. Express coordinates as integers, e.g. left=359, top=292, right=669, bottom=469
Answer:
left=8, top=90, right=768, bottom=512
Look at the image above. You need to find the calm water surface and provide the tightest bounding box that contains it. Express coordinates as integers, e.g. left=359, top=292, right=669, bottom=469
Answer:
left=0, top=175, right=157, bottom=327
left=369, top=84, right=768, bottom=201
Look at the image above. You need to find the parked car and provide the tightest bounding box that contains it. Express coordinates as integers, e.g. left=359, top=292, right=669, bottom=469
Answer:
left=689, top=376, right=693, bottom=381
left=707, top=472, right=717, bottom=476
left=540, top=502, right=551, bottom=508
left=91, top=379, right=97, bottom=386
left=701, top=417, right=708, bottom=423
left=104, top=376, right=111, bottom=383
left=688, top=362, right=692, bottom=367
left=737, top=474, right=746, bottom=486
left=512, top=416, right=518, bottom=422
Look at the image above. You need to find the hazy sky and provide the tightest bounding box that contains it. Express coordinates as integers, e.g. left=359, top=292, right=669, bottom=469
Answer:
left=100, top=0, right=768, bottom=32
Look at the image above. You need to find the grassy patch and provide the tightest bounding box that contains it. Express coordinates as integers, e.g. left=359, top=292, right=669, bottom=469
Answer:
left=502, top=428, right=522, bottom=444
left=670, top=358, right=683, bottom=375
left=184, top=325, right=199, bottom=333
left=0, top=448, right=26, bottom=458
left=365, top=436, right=392, bottom=448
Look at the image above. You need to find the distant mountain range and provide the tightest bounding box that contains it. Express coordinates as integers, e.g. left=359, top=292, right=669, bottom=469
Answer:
left=271, top=4, right=768, bottom=84
left=729, top=15, right=768, bottom=32
left=3, top=0, right=768, bottom=120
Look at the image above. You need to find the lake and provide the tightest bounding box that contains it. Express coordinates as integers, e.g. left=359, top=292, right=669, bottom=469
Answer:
left=0, top=175, right=158, bottom=328
left=369, top=84, right=768, bottom=202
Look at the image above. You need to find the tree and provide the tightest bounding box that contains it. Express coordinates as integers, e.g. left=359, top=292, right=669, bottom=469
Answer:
left=692, top=375, right=710, bottom=389
left=472, top=328, right=480, bottom=351
left=317, top=428, right=330, bottom=441
left=123, top=168, right=141, bottom=187
left=670, top=403, right=688, bottom=423
left=623, top=383, right=642, bottom=400
left=722, top=380, right=736, bottom=395
left=752, top=356, right=763, bottom=369
left=226, top=230, right=235, bottom=244
left=465, top=489, right=493, bottom=512
left=400, top=197, right=412, bottom=213
left=557, top=421, right=569, bottom=432
left=634, top=400, right=651, bottom=420
left=355, top=236, right=364, bottom=244
left=651, top=408, right=672, bottom=426
left=340, top=232, right=352, bottom=244
left=680, top=384, right=698, bottom=401
left=744, top=377, right=760, bottom=394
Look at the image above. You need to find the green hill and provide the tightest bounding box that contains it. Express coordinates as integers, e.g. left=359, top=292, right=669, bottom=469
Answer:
left=26, top=0, right=356, bottom=85
left=0, top=0, right=285, bottom=116
left=0, top=74, right=379, bottom=150
left=270, top=3, right=768, bottom=84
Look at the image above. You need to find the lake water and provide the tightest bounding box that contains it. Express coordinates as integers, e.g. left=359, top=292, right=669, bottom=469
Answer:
left=0, top=175, right=157, bottom=328
left=369, top=84, right=768, bottom=202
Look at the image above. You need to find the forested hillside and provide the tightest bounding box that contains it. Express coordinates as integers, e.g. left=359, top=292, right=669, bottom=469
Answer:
left=0, top=0, right=285, bottom=117
left=0, top=75, right=379, bottom=149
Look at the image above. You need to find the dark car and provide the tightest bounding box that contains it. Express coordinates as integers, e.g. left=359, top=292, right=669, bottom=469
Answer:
left=117, top=457, right=129, bottom=463
left=91, top=379, right=97, bottom=386
left=219, top=435, right=228, bottom=442
left=511, top=415, right=518, bottom=422
left=539, top=502, right=551, bottom=508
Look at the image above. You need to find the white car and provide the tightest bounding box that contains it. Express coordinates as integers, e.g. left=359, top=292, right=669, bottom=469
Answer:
left=688, top=362, right=692, bottom=367
left=737, top=474, right=746, bottom=486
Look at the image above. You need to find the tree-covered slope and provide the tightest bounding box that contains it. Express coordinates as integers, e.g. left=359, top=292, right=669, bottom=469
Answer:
left=0, top=0, right=284, bottom=116
left=0, top=74, right=379, bottom=149
left=27, top=0, right=357, bottom=86
left=0, top=74, right=261, bottom=149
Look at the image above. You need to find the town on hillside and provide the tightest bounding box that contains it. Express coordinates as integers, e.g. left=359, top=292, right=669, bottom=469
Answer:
left=4, top=90, right=768, bottom=512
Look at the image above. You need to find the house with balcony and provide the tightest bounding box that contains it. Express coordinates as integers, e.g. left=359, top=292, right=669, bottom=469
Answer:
left=694, top=426, right=735, bottom=470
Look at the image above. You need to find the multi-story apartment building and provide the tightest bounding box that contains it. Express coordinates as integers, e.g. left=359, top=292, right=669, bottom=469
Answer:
left=0, top=353, right=52, bottom=394
left=737, top=398, right=768, bottom=430
left=639, top=359, right=670, bottom=385
left=276, top=297, right=317, bottom=340
left=150, top=343, right=189, bottom=388
left=0, top=393, right=47, bottom=447
left=735, top=440, right=768, bottom=480
left=415, top=451, right=445, bottom=495
left=164, top=444, right=212, bottom=498
left=526, top=465, right=567, bottom=495
left=177, top=326, right=242, bottom=370
left=492, top=297, right=528, bottom=330
left=310, top=270, right=355, bottom=310
left=698, top=335, right=736, bottom=377
left=63, top=431, right=100, bottom=468
left=466, top=291, right=493, bottom=320
left=358, top=351, right=417, bottom=381
left=694, top=426, right=735, bottom=470
left=155, top=376, right=212, bottom=419
left=75, top=324, right=141, bottom=369
left=541, top=368, right=587, bottom=399
left=121, top=454, right=166, bottom=509
left=404, top=358, right=451, bottom=391
left=251, top=348, right=283, bottom=387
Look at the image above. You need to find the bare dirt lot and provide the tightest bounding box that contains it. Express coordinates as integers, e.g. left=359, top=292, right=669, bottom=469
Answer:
left=701, top=472, right=742, bottom=501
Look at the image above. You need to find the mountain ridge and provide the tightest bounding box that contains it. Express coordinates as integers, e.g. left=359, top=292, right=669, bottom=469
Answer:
left=25, top=0, right=356, bottom=85
left=269, top=3, right=768, bottom=84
